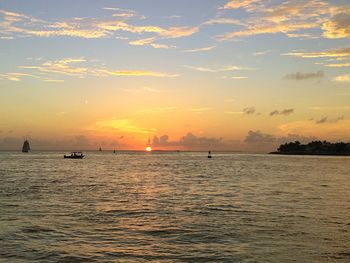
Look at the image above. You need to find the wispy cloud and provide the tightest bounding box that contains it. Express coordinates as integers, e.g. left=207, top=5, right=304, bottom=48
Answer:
left=253, top=50, right=272, bottom=56
left=184, top=65, right=252, bottom=72
left=286, top=33, right=319, bottom=39
left=217, top=0, right=349, bottom=41
left=223, top=76, right=248, bottom=80
left=105, top=70, right=179, bottom=77
left=1, top=57, right=179, bottom=82
left=284, top=70, right=324, bottom=80
left=0, top=72, right=41, bottom=81
left=311, top=106, right=350, bottom=110
left=0, top=8, right=198, bottom=41
left=270, top=108, right=294, bottom=116
left=142, top=87, right=167, bottom=93
left=315, top=115, right=344, bottom=124
left=128, top=37, right=175, bottom=49
left=203, top=18, right=246, bottom=26
left=129, top=37, right=155, bottom=46
left=221, top=0, right=260, bottom=11
left=283, top=46, right=350, bottom=58
left=20, top=58, right=88, bottom=77
left=182, top=46, right=216, bottom=53
left=189, top=107, right=212, bottom=113
left=333, top=74, right=350, bottom=83
left=243, top=106, right=256, bottom=115
left=0, top=72, right=62, bottom=82
left=150, top=43, right=176, bottom=49
left=94, top=118, right=156, bottom=134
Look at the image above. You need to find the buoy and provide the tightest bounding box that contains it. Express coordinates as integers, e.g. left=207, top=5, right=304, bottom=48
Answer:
left=208, top=151, right=212, bottom=158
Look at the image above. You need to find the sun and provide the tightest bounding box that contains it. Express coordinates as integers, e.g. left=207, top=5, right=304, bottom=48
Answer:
left=145, top=146, right=152, bottom=152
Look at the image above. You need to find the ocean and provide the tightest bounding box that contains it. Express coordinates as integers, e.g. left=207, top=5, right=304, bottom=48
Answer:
left=0, top=151, right=349, bottom=262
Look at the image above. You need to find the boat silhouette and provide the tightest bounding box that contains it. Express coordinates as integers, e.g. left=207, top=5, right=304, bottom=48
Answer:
left=22, top=139, right=30, bottom=153
left=64, top=152, right=84, bottom=159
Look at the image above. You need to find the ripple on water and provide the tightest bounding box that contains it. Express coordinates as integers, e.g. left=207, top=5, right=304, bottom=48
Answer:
left=0, top=152, right=349, bottom=262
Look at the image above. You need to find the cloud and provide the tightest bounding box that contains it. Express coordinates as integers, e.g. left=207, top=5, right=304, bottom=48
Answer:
left=270, top=108, right=294, bottom=116
left=189, top=107, right=212, bottom=113
left=0, top=8, right=198, bottom=41
left=182, top=46, right=216, bottom=53
left=223, top=76, right=248, bottom=80
left=325, top=62, right=350, bottom=67
left=20, top=58, right=88, bottom=77
left=218, top=21, right=319, bottom=40
left=102, top=7, right=137, bottom=15
left=142, top=87, right=166, bottom=93
left=216, top=0, right=349, bottom=41
left=222, top=0, right=260, bottom=10
left=286, top=33, right=319, bottom=39
left=203, top=18, right=246, bottom=26
left=1, top=57, right=179, bottom=81
left=284, top=70, right=324, bottom=80
left=322, top=11, right=350, bottom=39
left=283, top=46, right=350, bottom=58
left=164, top=15, right=182, bottom=19
left=244, top=130, right=275, bottom=143
left=184, top=65, right=251, bottom=72
left=129, top=37, right=155, bottom=46
left=159, top=26, right=199, bottom=38
left=244, top=130, right=317, bottom=144
left=150, top=43, right=175, bottom=49
left=243, top=106, right=256, bottom=115
left=128, top=37, right=175, bottom=49
left=105, top=70, right=178, bottom=77
left=152, top=132, right=223, bottom=150
left=253, top=50, right=272, bottom=56
left=94, top=118, right=156, bottom=135
left=315, top=116, right=344, bottom=124
left=333, top=74, right=350, bottom=83
left=0, top=72, right=41, bottom=81
left=311, top=106, right=350, bottom=110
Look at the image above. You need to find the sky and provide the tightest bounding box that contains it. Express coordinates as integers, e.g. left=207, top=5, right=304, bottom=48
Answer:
left=0, top=0, right=349, bottom=152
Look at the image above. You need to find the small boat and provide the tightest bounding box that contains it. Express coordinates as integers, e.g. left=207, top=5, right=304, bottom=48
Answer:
left=64, top=152, right=84, bottom=159
left=208, top=151, right=212, bottom=159
left=99, top=147, right=102, bottom=151
left=22, top=139, right=30, bottom=153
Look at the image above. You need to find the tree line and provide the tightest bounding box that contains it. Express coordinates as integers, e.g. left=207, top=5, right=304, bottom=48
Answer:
left=273, top=141, right=350, bottom=155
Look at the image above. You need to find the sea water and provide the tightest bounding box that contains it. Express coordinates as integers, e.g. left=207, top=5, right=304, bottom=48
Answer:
left=0, top=151, right=349, bottom=262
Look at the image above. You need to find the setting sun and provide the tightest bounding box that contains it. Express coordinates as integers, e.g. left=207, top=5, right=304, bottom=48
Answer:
left=145, top=146, right=152, bottom=152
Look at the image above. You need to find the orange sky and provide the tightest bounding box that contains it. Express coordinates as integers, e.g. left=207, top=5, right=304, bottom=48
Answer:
left=0, top=0, right=349, bottom=152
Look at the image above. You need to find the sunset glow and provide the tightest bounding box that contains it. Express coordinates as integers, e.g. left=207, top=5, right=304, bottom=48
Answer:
left=0, top=0, right=349, bottom=152
left=145, top=146, right=152, bottom=152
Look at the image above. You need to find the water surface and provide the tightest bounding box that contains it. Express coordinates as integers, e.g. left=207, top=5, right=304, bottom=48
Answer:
left=0, top=152, right=349, bottom=262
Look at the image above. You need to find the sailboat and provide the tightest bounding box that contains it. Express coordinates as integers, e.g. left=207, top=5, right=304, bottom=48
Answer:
left=22, top=139, right=30, bottom=153
left=99, top=146, right=102, bottom=151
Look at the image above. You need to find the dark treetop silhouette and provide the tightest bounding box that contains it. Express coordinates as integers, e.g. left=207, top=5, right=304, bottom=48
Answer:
left=271, top=140, right=350, bottom=156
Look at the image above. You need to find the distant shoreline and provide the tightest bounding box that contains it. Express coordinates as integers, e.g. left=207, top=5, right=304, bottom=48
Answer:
left=269, top=151, right=350, bottom=156
left=271, top=140, right=350, bottom=156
